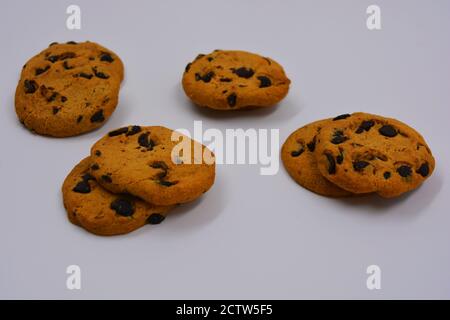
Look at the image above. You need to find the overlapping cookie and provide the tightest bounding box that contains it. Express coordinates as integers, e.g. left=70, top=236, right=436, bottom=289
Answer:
left=182, top=50, right=290, bottom=110
left=15, top=41, right=124, bottom=137
left=63, top=158, right=173, bottom=236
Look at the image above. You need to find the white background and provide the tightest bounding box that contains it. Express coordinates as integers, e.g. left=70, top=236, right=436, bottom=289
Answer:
left=1, top=0, right=449, bottom=299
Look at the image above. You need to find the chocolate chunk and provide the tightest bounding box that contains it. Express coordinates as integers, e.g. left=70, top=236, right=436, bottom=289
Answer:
left=220, top=78, right=232, bottom=82
left=24, top=80, right=38, bottom=94
left=82, top=173, right=94, bottom=181
left=126, top=126, right=142, bottom=136
left=101, top=175, right=112, bottom=183
left=72, top=180, right=91, bottom=193
left=333, top=114, right=351, bottom=121
left=147, top=213, right=165, bottom=225
left=416, top=163, right=429, bottom=177
left=353, top=161, right=369, bottom=171
left=100, top=52, right=114, bottom=62
left=232, top=67, right=254, bottom=78
left=47, top=55, right=59, bottom=63
left=207, top=57, right=214, bottom=62
left=331, top=130, right=348, bottom=144
left=91, top=163, right=100, bottom=171
left=227, top=93, right=237, bottom=107
left=379, top=125, right=398, bottom=137
left=63, top=61, right=73, bottom=70
left=61, top=96, right=67, bottom=103
left=90, top=110, right=105, bottom=123
left=93, top=67, right=109, bottom=79
left=76, top=72, right=93, bottom=79
left=383, top=171, right=391, bottom=179
left=158, top=180, right=178, bottom=187
left=52, top=107, right=61, bottom=115
left=77, top=115, right=83, bottom=123
left=257, top=76, right=272, bottom=88
left=325, top=153, right=336, bottom=174
left=47, top=92, right=58, bottom=102
left=95, top=150, right=102, bottom=156
left=185, top=63, right=191, bottom=73
left=195, top=71, right=214, bottom=83
left=151, top=161, right=169, bottom=170
left=59, top=52, right=76, bottom=60
left=138, top=132, right=155, bottom=150
left=291, top=147, right=304, bottom=157
left=195, top=54, right=205, bottom=60
left=66, top=41, right=77, bottom=45
left=108, top=127, right=129, bottom=137
left=35, top=65, right=50, bottom=76
left=397, top=165, right=412, bottom=177
left=110, top=198, right=135, bottom=217
left=336, top=153, right=344, bottom=164
left=307, top=137, right=316, bottom=152
left=49, top=42, right=58, bottom=47
left=356, top=120, right=375, bottom=133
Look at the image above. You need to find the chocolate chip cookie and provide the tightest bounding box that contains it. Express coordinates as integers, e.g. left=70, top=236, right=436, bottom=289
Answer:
left=281, top=119, right=353, bottom=197
left=90, top=125, right=216, bottom=205
left=15, top=41, right=124, bottom=137
left=62, top=157, right=173, bottom=236
left=314, top=113, right=435, bottom=198
left=182, top=50, right=290, bottom=110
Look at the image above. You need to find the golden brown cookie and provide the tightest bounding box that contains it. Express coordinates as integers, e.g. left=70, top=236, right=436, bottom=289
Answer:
left=314, top=113, right=435, bottom=198
left=15, top=41, right=124, bottom=137
left=182, top=50, right=290, bottom=110
left=63, top=157, right=173, bottom=236
left=90, top=125, right=216, bottom=206
left=281, top=119, right=353, bottom=197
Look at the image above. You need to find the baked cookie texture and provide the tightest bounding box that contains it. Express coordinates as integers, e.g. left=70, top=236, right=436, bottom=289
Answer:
left=281, top=119, right=353, bottom=197
left=182, top=50, right=290, bottom=110
left=90, top=125, right=216, bottom=206
left=15, top=41, right=124, bottom=137
left=62, top=158, right=173, bottom=236
left=314, top=113, right=435, bottom=198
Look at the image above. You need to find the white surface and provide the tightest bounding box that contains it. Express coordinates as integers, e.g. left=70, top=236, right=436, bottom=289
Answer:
left=0, top=0, right=449, bottom=299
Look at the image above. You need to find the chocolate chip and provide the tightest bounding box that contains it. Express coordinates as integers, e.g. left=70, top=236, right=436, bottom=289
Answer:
left=82, top=173, right=94, bottom=181
left=93, top=67, right=109, bottom=79
left=52, top=107, right=60, bottom=115
left=100, top=52, right=114, bottom=62
left=126, top=126, right=142, bottom=136
left=90, top=110, right=105, bottom=123
left=151, top=161, right=169, bottom=170
left=397, top=165, right=412, bottom=177
left=416, top=163, right=429, bottom=177
left=220, top=78, right=232, bottom=82
left=59, top=52, right=76, bottom=60
left=379, top=125, right=398, bottom=137
left=383, top=171, right=391, bottom=179
left=333, top=114, right=351, bottom=121
left=185, top=63, right=191, bottom=73
left=307, top=137, right=316, bottom=152
left=76, top=72, right=93, bottom=79
left=207, top=57, right=214, bottom=62
left=101, top=175, right=112, bottom=183
left=195, top=71, right=214, bottom=83
left=24, top=80, right=38, bottom=94
left=195, top=54, right=205, bottom=60
left=66, top=41, right=77, bottom=45
left=47, top=92, right=58, bottom=102
left=72, top=180, right=91, bottom=193
left=257, top=76, right=272, bottom=88
left=95, top=150, right=102, bottom=156
left=35, top=65, right=50, bottom=76
left=147, top=213, right=165, bottom=225
left=158, top=180, right=178, bottom=187
left=325, top=153, right=336, bottom=174
left=291, top=147, right=304, bottom=157
left=61, top=96, right=67, bottom=103
left=356, top=120, right=375, bottom=133
left=49, top=42, right=58, bottom=47
left=63, top=61, right=73, bottom=70
left=47, top=55, right=59, bottom=63
left=353, top=161, right=369, bottom=171
left=77, top=115, right=83, bottom=123
left=110, top=198, right=135, bottom=217
left=331, top=130, right=348, bottom=144
left=108, top=127, right=129, bottom=137
left=91, top=163, right=100, bottom=171
left=138, top=132, right=155, bottom=150
left=227, top=93, right=237, bottom=107
left=336, top=154, right=344, bottom=164
left=232, top=67, right=254, bottom=78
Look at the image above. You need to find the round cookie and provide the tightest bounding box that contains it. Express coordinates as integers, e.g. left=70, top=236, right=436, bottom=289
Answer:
left=15, top=41, right=124, bottom=137
left=314, top=113, right=435, bottom=198
left=63, top=157, right=172, bottom=236
left=281, top=119, right=353, bottom=197
left=90, top=125, right=216, bottom=206
left=182, top=50, right=290, bottom=110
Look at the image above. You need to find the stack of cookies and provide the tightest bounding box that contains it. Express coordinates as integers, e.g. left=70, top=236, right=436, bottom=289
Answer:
left=281, top=113, right=435, bottom=198
left=62, top=125, right=216, bottom=236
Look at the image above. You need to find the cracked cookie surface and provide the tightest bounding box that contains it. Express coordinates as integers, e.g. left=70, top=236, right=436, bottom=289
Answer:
left=314, top=113, right=435, bottom=198
left=15, top=41, right=124, bottom=137
left=182, top=50, right=290, bottom=110
left=281, top=119, right=353, bottom=197
left=62, top=157, right=173, bottom=236
left=90, top=125, right=216, bottom=205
